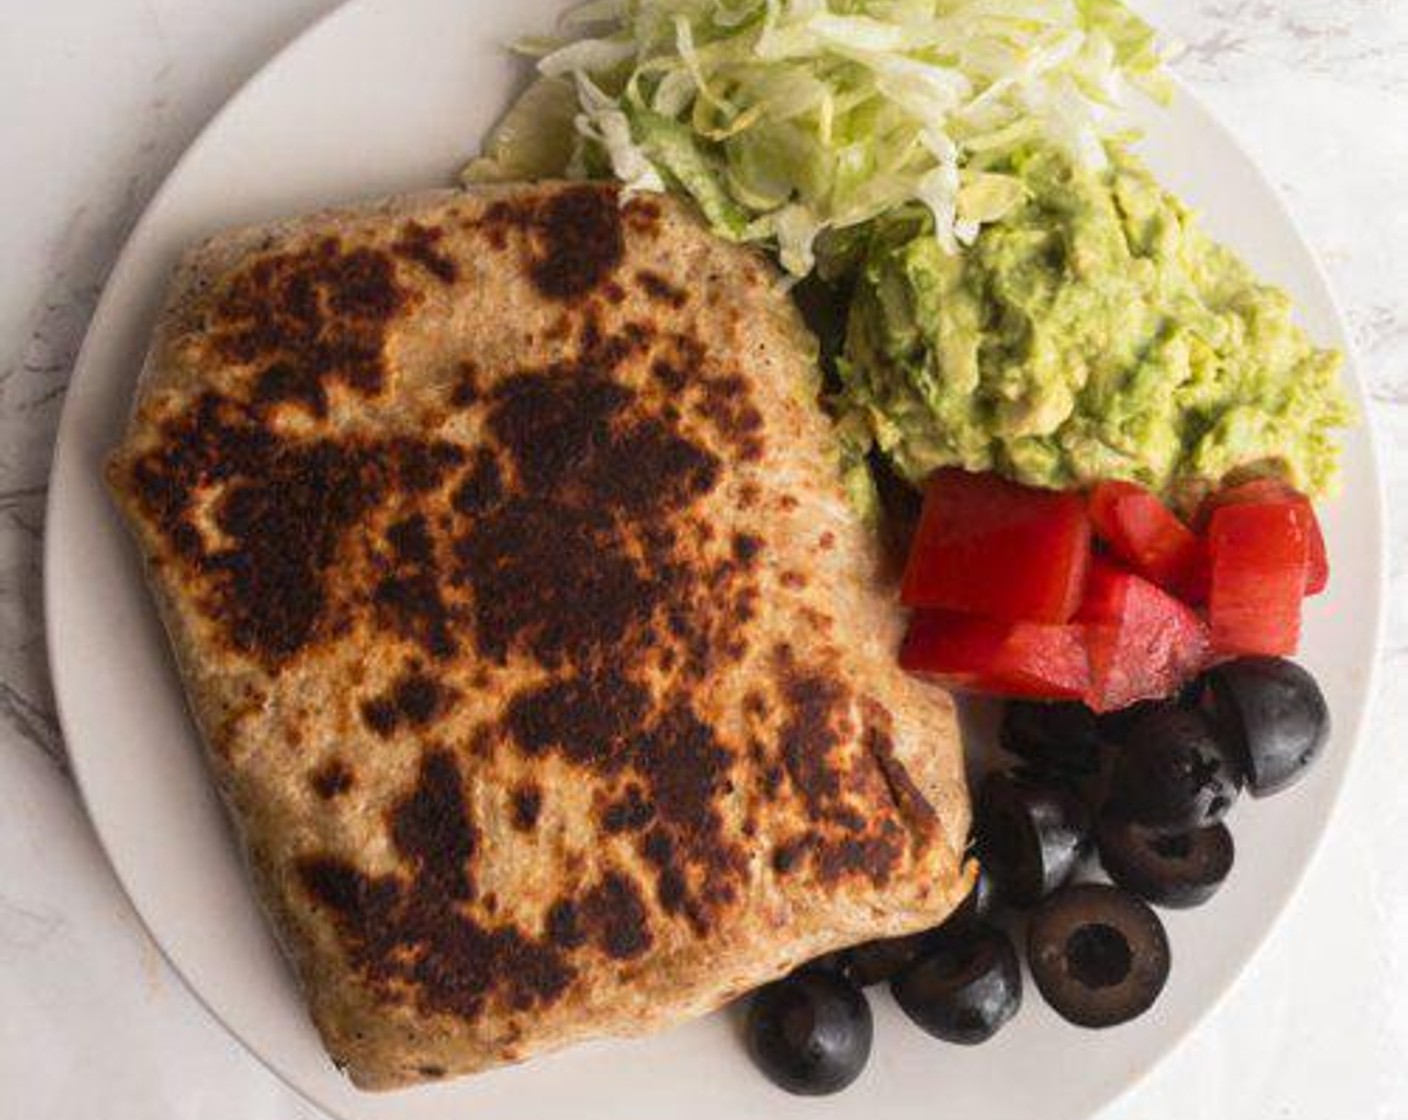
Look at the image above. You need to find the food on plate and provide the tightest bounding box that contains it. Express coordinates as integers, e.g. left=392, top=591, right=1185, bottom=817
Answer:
left=1106, top=706, right=1243, bottom=832
left=843, top=930, right=936, bottom=989
left=746, top=968, right=874, bottom=1096
left=837, top=143, right=1351, bottom=497
left=842, top=862, right=997, bottom=987
left=901, top=611, right=1090, bottom=700
left=954, top=862, right=1000, bottom=926
left=898, top=469, right=1328, bottom=707
left=1205, top=500, right=1310, bottom=656
left=469, top=0, right=1170, bottom=272
left=1095, top=691, right=1198, bottom=743
left=102, top=0, right=1355, bottom=1093
left=891, top=922, right=1023, bottom=1045
left=1000, top=700, right=1106, bottom=779
left=947, top=658, right=1328, bottom=1035
left=1088, top=480, right=1206, bottom=598
left=901, top=469, right=1091, bottom=623
left=1205, top=658, right=1330, bottom=797
left=104, top=181, right=976, bottom=1089
left=1095, top=815, right=1235, bottom=910
left=477, top=0, right=1350, bottom=507
left=1197, top=478, right=1328, bottom=595
left=1077, top=558, right=1210, bottom=713
left=975, top=770, right=1091, bottom=908
left=1028, top=882, right=1171, bottom=1029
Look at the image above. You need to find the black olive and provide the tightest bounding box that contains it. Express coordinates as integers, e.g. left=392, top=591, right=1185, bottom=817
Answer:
left=844, top=862, right=1001, bottom=986
left=1097, top=679, right=1205, bottom=744
left=976, top=770, right=1090, bottom=907
left=1108, top=707, right=1242, bottom=831
left=949, top=861, right=1001, bottom=925
left=1096, top=813, right=1234, bottom=909
left=844, top=931, right=932, bottom=987
left=1205, top=658, right=1330, bottom=797
left=1028, top=883, right=1170, bottom=1028
left=1000, top=700, right=1106, bottom=778
left=746, top=969, right=872, bottom=1095
left=892, top=923, right=1022, bottom=1044
left=803, top=951, right=850, bottom=976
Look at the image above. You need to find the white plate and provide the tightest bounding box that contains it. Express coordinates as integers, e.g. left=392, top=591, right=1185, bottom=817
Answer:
left=44, top=2, right=1385, bottom=1118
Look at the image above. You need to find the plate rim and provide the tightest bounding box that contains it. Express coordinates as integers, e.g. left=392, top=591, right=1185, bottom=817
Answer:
left=42, top=1, right=1388, bottom=1116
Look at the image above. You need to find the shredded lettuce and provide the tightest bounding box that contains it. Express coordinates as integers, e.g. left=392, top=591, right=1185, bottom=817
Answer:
left=466, top=0, right=1168, bottom=273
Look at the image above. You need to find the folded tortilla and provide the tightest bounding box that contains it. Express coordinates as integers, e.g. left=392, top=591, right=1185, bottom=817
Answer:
left=106, top=181, right=972, bottom=1090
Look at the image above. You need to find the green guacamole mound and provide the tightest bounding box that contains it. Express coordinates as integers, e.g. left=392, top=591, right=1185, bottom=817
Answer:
left=836, top=144, right=1351, bottom=499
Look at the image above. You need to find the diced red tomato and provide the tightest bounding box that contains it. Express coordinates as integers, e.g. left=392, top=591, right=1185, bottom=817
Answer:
left=1206, top=502, right=1309, bottom=656
left=1197, top=478, right=1328, bottom=595
left=901, top=469, right=1092, bottom=623
left=1076, top=559, right=1211, bottom=712
left=1087, top=481, right=1207, bottom=600
left=900, top=610, right=1089, bottom=700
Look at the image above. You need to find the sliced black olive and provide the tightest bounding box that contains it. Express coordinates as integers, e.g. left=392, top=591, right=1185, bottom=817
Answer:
left=1096, top=813, right=1234, bottom=909
left=844, top=862, right=1000, bottom=986
left=1028, top=883, right=1170, bottom=1029
left=1097, top=679, right=1205, bottom=744
left=1000, top=700, right=1106, bottom=778
left=803, top=951, right=850, bottom=976
left=949, top=861, right=1000, bottom=925
left=976, top=770, right=1090, bottom=907
left=1205, top=657, right=1330, bottom=797
left=892, top=922, right=1022, bottom=1045
left=844, top=931, right=932, bottom=987
left=746, top=970, right=872, bottom=1095
left=1108, top=707, right=1242, bottom=831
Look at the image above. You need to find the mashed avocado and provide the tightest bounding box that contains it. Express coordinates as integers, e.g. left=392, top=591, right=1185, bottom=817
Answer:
left=836, top=144, right=1350, bottom=498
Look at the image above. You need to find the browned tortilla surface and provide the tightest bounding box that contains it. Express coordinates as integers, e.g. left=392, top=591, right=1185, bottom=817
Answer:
left=106, top=181, right=973, bottom=1090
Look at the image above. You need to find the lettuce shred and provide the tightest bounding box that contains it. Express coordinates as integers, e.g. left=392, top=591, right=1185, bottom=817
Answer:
left=467, top=0, right=1170, bottom=274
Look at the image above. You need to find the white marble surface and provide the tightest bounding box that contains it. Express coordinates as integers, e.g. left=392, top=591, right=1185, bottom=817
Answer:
left=1, top=1, right=1405, bottom=1117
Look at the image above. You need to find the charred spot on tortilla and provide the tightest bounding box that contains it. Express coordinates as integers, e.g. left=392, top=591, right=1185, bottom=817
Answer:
left=510, top=785, right=543, bottom=832
left=449, top=360, right=480, bottom=407
left=393, top=220, right=458, bottom=285
left=361, top=670, right=455, bottom=738
left=636, top=268, right=688, bottom=309
left=211, top=237, right=412, bottom=411
left=310, top=758, right=355, bottom=800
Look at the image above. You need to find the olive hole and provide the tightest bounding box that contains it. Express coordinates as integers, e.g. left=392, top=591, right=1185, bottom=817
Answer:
left=1065, top=923, right=1132, bottom=990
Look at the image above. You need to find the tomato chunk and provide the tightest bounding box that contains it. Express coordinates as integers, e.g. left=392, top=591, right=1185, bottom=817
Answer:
left=1206, top=502, right=1309, bottom=656
left=1076, top=559, right=1210, bottom=712
left=900, top=610, right=1089, bottom=700
left=901, top=469, right=1092, bottom=623
left=1198, top=478, right=1328, bottom=595
left=1087, top=481, right=1207, bottom=600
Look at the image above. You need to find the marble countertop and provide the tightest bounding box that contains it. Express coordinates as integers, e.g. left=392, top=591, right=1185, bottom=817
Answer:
left=2, top=1, right=1405, bottom=1117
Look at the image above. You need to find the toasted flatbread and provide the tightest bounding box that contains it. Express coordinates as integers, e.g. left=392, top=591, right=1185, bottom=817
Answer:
left=106, top=181, right=972, bottom=1090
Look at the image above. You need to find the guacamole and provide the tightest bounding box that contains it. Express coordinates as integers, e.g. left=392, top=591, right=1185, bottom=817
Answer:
left=836, top=144, right=1351, bottom=499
